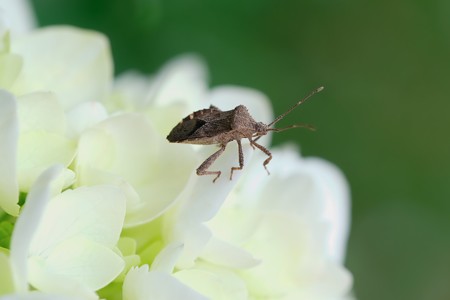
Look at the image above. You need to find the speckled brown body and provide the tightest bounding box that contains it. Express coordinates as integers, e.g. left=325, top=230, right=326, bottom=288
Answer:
left=167, top=86, right=323, bottom=182
left=167, top=105, right=269, bottom=145
left=167, top=105, right=271, bottom=182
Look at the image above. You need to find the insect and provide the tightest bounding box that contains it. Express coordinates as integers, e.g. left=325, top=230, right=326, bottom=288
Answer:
left=167, top=86, right=324, bottom=182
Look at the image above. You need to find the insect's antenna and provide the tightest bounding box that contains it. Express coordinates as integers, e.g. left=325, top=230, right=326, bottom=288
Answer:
left=267, top=86, right=324, bottom=128
left=269, top=123, right=316, bottom=132
left=254, top=123, right=315, bottom=142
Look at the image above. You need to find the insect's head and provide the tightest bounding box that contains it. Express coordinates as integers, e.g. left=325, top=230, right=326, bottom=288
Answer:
left=253, top=86, right=324, bottom=141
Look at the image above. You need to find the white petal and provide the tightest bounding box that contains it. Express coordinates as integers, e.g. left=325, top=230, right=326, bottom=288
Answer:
left=0, top=90, right=19, bottom=215
left=237, top=211, right=352, bottom=298
left=174, top=266, right=248, bottom=300
left=18, top=131, right=76, bottom=191
left=236, top=145, right=351, bottom=263
left=112, top=71, right=153, bottom=110
left=76, top=113, right=197, bottom=226
left=11, top=26, right=113, bottom=110
left=169, top=142, right=253, bottom=227
left=123, top=266, right=207, bottom=300
left=17, top=92, right=66, bottom=134
left=150, top=55, right=208, bottom=111
left=0, top=292, right=87, bottom=300
left=10, top=165, right=63, bottom=292
left=164, top=142, right=253, bottom=268
left=65, top=101, right=108, bottom=138
left=0, top=0, right=36, bottom=34
left=304, top=157, right=351, bottom=263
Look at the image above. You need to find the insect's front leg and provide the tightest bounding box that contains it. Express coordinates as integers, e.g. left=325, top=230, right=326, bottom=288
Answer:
left=197, top=144, right=227, bottom=183
left=248, top=138, right=272, bottom=175
left=230, top=139, right=244, bottom=180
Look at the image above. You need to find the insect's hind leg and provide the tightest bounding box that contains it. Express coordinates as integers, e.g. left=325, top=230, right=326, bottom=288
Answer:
left=197, top=144, right=227, bottom=183
left=230, top=139, right=244, bottom=180
left=248, top=138, right=272, bottom=175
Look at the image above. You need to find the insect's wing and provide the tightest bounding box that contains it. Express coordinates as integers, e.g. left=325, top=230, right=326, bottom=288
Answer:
left=167, top=107, right=233, bottom=143
left=185, top=109, right=234, bottom=139
left=167, top=118, right=207, bottom=142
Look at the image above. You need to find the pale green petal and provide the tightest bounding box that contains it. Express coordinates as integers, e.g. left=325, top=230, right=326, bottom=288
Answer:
left=76, top=113, right=197, bottom=226
left=29, top=237, right=124, bottom=292
left=201, top=237, right=260, bottom=269
left=120, top=219, right=164, bottom=266
left=174, top=266, right=247, bottom=300
left=26, top=185, right=126, bottom=296
left=206, top=208, right=261, bottom=268
left=0, top=252, right=15, bottom=295
left=0, top=54, right=22, bottom=89
left=27, top=254, right=98, bottom=299
left=0, top=13, right=7, bottom=52
left=30, top=185, right=127, bottom=255
left=237, top=212, right=313, bottom=297
left=0, top=14, right=23, bottom=88
left=0, top=90, right=19, bottom=216
left=50, top=168, right=76, bottom=193
left=150, top=242, right=183, bottom=273
left=10, top=165, right=63, bottom=293
left=18, top=131, right=76, bottom=191
left=123, top=266, right=207, bottom=300
left=116, top=237, right=141, bottom=281
left=17, top=92, right=65, bottom=134
left=11, top=26, right=112, bottom=110
left=15, top=91, right=75, bottom=191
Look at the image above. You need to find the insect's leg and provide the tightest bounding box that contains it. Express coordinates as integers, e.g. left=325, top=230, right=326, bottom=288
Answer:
left=249, top=139, right=272, bottom=175
left=196, top=144, right=227, bottom=183
left=230, top=139, right=244, bottom=180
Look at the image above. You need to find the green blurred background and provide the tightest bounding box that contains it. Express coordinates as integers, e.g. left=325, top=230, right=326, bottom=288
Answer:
left=29, top=0, right=450, bottom=299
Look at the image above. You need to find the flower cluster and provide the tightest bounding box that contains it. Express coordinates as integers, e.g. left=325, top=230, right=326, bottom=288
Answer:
left=0, top=2, right=353, bottom=299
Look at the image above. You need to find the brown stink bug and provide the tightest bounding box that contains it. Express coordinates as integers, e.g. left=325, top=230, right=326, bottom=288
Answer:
left=167, top=86, right=324, bottom=182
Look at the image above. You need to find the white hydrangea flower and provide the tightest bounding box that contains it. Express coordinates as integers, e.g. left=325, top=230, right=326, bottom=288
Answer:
left=4, top=163, right=127, bottom=299
left=0, top=1, right=354, bottom=299
left=113, top=60, right=353, bottom=299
